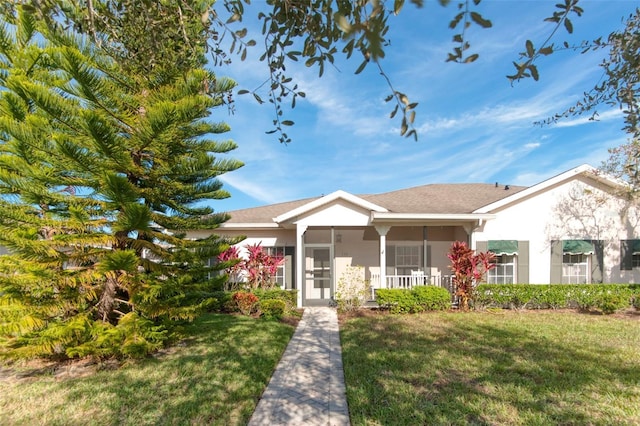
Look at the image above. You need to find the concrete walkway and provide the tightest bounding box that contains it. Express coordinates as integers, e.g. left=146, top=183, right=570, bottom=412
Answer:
left=248, top=307, right=350, bottom=426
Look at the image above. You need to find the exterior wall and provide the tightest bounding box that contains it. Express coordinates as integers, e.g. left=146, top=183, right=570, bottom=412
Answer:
left=333, top=228, right=379, bottom=286
left=475, top=176, right=640, bottom=283
left=295, top=200, right=372, bottom=227
left=186, top=228, right=297, bottom=247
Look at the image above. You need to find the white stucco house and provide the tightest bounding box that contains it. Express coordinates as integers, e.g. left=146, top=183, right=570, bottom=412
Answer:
left=187, top=164, right=640, bottom=308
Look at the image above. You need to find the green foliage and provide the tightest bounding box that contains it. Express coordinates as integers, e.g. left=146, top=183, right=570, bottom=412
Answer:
left=0, top=4, right=241, bottom=360
left=253, top=288, right=298, bottom=314
left=411, top=285, right=451, bottom=311
left=335, top=265, right=368, bottom=313
left=633, top=293, right=640, bottom=310
left=476, top=284, right=638, bottom=314
left=376, top=286, right=451, bottom=314
left=259, top=299, right=286, bottom=320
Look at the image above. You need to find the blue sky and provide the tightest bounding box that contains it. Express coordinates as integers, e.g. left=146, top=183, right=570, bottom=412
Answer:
left=210, top=0, right=635, bottom=213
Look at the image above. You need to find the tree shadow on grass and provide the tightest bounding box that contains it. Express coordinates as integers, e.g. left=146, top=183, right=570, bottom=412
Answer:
left=3, top=314, right=294, bottom=426
left=341, top=311, right=640, bottom=425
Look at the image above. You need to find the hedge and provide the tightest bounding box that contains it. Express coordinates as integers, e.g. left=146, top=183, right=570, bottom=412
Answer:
left=475, top=284, right=640, bottom=314
left=376, top=286, right=451, bottom=314
left=209, top=289, right=298, bottom=314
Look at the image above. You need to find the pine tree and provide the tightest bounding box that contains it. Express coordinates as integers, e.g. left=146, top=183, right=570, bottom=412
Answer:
left=0, top=4, right=242, bottom=359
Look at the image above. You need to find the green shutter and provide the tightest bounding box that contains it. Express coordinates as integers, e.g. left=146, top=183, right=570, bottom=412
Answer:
left=621, top=240, right=633, bottom=271
left=517, top=241, right=529, bottom=284
left=621, top=240, right=640, bottom=271
left=550, top=240, right=563, bottom=283
left=590, top=240, right=604, bottom=283
left=285, top=247, right=295, bottom=290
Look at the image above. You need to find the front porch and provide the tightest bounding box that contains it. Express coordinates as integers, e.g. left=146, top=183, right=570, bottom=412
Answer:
left=295, top=224, right=470, bottom=307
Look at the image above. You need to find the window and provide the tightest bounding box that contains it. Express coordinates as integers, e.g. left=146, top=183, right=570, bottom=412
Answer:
left=620, top=239, right=640, bottom=270
left=562, top=253, right=590, bottom=284
left=488, top=255, right=516, bottom=284
left=395, top=245, right=421, bottom=275
left=263, top=246, right=287, bottom=287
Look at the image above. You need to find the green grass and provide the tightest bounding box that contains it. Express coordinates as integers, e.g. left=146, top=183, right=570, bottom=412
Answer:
left=0, top=313, right=295, bottom=426
left=340, top=310, right=640, bottom=425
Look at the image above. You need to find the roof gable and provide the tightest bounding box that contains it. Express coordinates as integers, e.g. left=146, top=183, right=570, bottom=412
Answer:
left=273, top=190, right=388, bottom=223
left=474, top=164, right=625, bottom=214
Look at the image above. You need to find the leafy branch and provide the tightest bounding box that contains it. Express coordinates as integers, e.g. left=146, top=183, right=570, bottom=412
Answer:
left=507, top=0, right=584, bottom=82
left=446, top=0, right=493, bottom=64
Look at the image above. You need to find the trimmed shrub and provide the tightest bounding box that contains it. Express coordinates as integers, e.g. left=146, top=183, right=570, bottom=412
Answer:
left=595, top=293, right=628, bottom=314
left=375, top=289, right=416, bottom=313
left=259, top=299, right=287, bottom=320
left=253, top=289, right=297, bottom=313
left=633, top=294, right=640, bottom=310
left=412, top=286, right=451, bottom=311
left=376, top=286, right=451, bottom=314
left=476, top=284, right=639, bottom=314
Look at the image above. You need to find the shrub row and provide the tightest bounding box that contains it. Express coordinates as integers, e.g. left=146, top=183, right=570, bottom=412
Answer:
left=476, top=284, right=640, bottom=314
left=375, top=286, right=451, bottom=314
left=210, top=289, right=298, bottom=320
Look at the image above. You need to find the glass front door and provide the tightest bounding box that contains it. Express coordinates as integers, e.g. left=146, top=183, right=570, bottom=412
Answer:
left=304, top=246, right=332, bottom=306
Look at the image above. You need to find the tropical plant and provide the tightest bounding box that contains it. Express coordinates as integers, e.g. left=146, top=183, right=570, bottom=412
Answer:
left=218, top=243, right=285, bottom=290
left=447, top=241, right=495, bottom=311
left=0, top=4, right=242, bottom=359
left=232, top=291, right=259, bottom=316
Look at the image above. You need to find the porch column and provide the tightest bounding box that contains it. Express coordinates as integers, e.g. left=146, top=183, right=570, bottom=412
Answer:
left=375, top=226, right=391, bottom=292
left=295, top=224, right=308, bottom=308
left=463, top=224, right=474, bottom=249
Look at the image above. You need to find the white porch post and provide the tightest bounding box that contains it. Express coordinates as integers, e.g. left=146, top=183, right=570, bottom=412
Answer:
left=375, top=226, right=391, bottom=292
left=295, top=224, right=308, bottom=308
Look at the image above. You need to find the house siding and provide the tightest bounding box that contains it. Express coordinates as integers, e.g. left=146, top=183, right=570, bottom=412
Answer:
left=477, top=176, right=640, bottom=284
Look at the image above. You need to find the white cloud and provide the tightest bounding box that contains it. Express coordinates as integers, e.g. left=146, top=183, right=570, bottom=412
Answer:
left=553, top=109, right=623, bottom=128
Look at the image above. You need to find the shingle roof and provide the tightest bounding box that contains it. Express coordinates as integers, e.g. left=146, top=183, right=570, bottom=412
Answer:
left=223, top=183, right=527, bottom=224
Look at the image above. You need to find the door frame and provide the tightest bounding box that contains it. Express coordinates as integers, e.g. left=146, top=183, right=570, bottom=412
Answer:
left=303, top=243, right=334, bottom=306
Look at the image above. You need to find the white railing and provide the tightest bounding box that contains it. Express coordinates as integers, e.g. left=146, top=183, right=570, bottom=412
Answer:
left=369, top=273, right=454, bottom=299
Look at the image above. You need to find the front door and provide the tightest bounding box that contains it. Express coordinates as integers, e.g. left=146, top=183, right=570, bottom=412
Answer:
left=304, top=246, right=333, bottom=306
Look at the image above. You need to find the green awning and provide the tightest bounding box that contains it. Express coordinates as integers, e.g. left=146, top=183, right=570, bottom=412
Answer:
left=563, top=240, right=595, bottom=255
left=488, top=240, right=518, bottom=255
left=632, top=240, right=640, bottom=255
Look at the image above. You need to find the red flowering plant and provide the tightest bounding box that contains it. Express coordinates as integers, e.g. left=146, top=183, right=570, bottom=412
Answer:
left=447, top=241, right=495, bottom=311
left=243, top=243, right=284, bottom=289
left=218, top=243, right=285, bottom=290
left=217, top=245, right=243, bottom=290
left=232, top=291, right=259, bottom=316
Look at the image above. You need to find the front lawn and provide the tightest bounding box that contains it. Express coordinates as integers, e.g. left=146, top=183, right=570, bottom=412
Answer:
left=340, top=310, right=640, bottom=425
left=0, top=313, right=295, bottom=426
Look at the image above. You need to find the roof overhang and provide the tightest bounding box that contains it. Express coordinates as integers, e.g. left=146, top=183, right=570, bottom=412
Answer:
left=218, top=222, right=281, bottom=230
left=370, top=212, right=496, bottom=226
left=273, top=190, right=388, bottom=223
